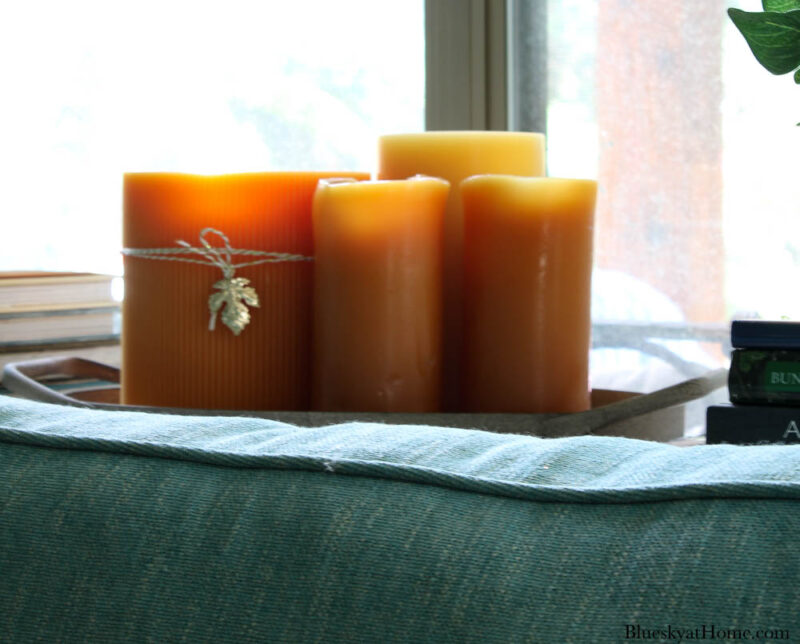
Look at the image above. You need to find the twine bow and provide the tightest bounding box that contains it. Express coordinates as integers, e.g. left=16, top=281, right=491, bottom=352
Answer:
left=122, top=227, right=312, bottom=336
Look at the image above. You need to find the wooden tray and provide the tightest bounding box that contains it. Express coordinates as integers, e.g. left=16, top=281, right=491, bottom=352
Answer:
left=1, top=357, right=728, bottom=442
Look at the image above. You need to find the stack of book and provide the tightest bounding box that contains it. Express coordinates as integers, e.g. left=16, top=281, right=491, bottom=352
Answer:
left=0, top=272, right=121, bottom=373
left=707, top=320, right=800, bottom=444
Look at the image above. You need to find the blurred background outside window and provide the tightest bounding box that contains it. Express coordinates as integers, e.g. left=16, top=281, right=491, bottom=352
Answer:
left=0, top=0, right=425, bottom=275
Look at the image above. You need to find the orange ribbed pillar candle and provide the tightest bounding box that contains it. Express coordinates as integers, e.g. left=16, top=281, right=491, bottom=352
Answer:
left=122, top=171, right=368, bottom=410
left=377, top=132, right=545, bottom=410
left=460, top=175, right=597, bottom=413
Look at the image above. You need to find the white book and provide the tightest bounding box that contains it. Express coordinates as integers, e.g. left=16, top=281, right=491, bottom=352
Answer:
left=0, top=272, right=118, bottom=312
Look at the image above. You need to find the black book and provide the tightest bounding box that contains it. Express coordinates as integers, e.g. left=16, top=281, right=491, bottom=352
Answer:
left=728, top=348, right=800, bottom=406
left=706, top=404, right=800, bottom=445
left=731, top=319, right=800, bottom=350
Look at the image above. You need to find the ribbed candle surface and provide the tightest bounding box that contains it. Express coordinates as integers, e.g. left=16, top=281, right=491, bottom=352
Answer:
left=122, top=172, right=369, bottom=410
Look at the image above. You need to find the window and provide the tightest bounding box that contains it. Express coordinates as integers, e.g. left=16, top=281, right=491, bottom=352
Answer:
left=1, top=0, right=425, bottom=275
left=542, top=0, right=737, bottom=389
left=507, top=0, right=797, bottom=395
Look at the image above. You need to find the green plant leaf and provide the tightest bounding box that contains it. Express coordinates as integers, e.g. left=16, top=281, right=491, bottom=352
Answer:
left=763, top=0, right=800, bottom=12
left=796, top=67, right=800, bottom=82
left=728, top=8, right=800, bottom=75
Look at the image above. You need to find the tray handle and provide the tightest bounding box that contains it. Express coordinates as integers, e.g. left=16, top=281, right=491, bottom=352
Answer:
left=2, top=357, right=120, bottom=408
left=544, top=368, right=728, bottom=435
left=2, top=357, right=728, bottom=437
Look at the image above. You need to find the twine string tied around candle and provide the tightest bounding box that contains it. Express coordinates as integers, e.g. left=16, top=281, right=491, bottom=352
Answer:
left=122, top=227, right=312, bottom=336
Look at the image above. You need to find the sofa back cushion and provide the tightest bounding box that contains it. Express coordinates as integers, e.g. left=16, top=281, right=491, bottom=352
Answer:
left=1, top=395, right=799, bottom=642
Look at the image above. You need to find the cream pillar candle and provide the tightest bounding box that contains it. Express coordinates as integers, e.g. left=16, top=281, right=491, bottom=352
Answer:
left=460, top=175, right=597, bottom=413
left=312, top=176, right=449, bottom=412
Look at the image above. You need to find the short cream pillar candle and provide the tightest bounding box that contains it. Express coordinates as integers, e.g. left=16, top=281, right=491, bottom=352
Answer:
left=460, top=175, right=597, bottom=413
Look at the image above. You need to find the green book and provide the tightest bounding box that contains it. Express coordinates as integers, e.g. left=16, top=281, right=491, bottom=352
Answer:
left=728, top=349, right=800, bottom=406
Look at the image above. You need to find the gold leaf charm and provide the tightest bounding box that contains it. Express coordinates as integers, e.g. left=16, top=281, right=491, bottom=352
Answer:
left=208, top=276, right=260, bottom=335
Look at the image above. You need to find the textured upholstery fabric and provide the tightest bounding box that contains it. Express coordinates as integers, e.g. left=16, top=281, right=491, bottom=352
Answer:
left=1, top=395, right=799, bottom=643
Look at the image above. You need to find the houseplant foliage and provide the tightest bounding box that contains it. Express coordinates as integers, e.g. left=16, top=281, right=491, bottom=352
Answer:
left=728, top=0, right=800, bottom=82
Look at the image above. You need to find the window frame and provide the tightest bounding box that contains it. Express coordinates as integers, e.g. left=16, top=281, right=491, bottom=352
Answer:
left=424, top=0, right=509, bottom=131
